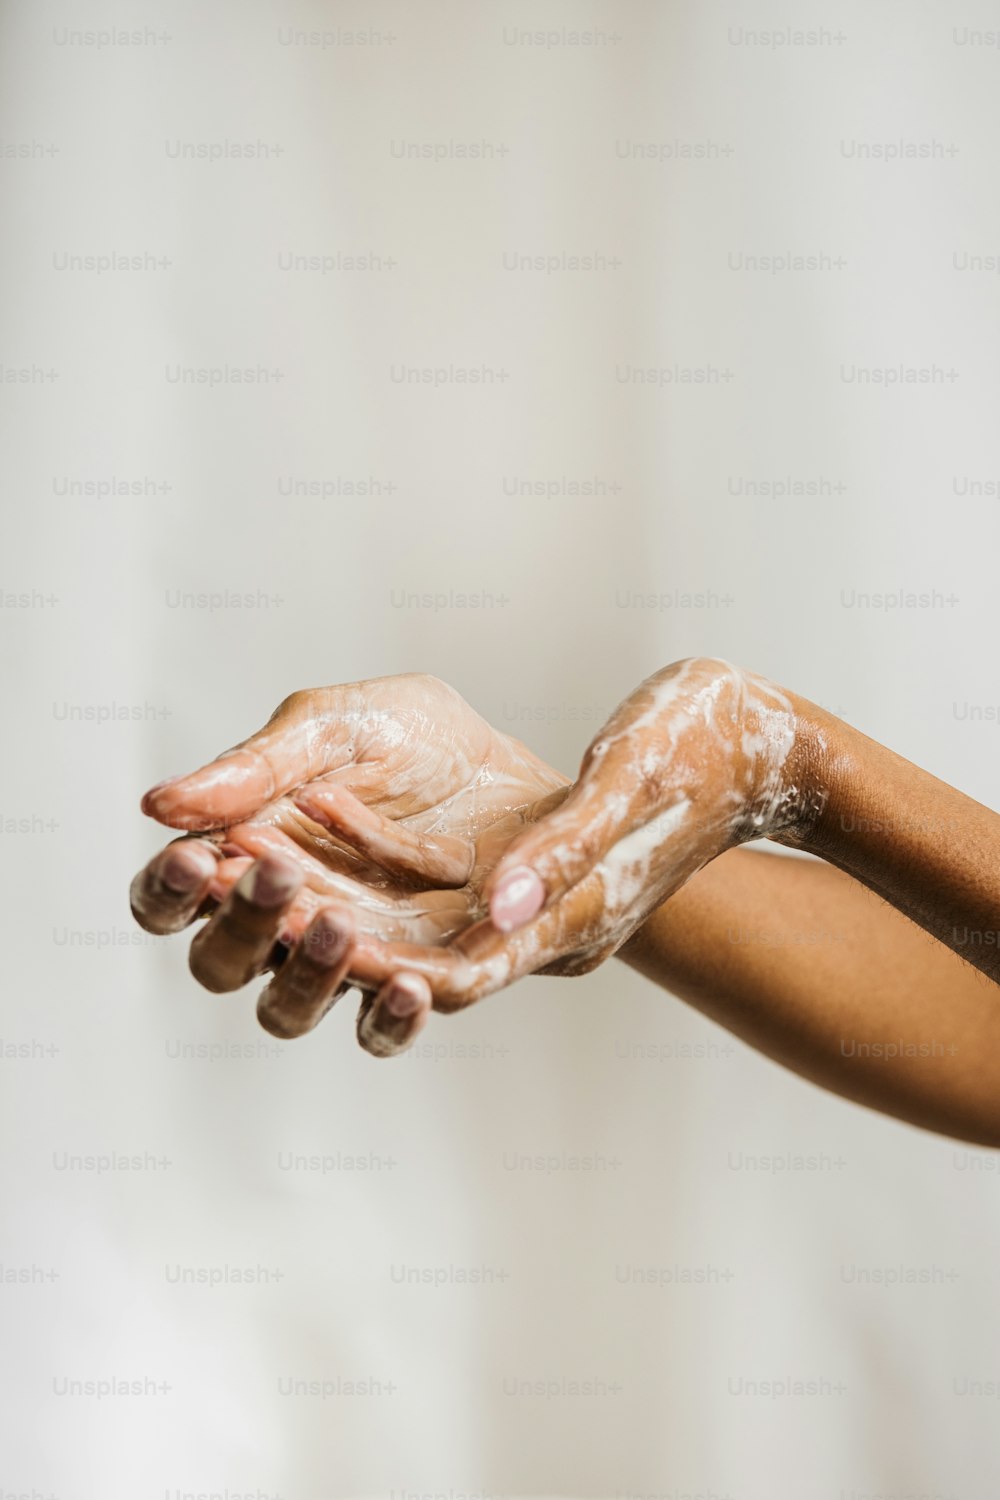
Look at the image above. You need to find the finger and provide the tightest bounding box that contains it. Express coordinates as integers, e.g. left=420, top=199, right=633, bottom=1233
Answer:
left=141, top=686, right=365, bottom=831
left=209, top=831, right=472, bottom=950
left=210, top=864, right=330, bottom=951
left=483, top=757, right=690, bottom=933
left=349, top=870, right=613, bottom=1010
left=206, top=855, right=253, bottom=904
left=209, top=854, right=313, bottom=935
left=130, top=839, right=221, bottom=934
left=220, top=820, right=451, bottom=936
left=356, top=972, right=432, bottom=1058
left=222, top=818, right=396, bottom=899
left=480, top=665, right=714, bottom=930
left=294, top=784, right=474, bottom=888
left=256, top=905, right=355, bottom=1039
left=347, top=915, right=543, bottom=1012
left=347, top=935, right=479, bottom=1010
left=189, top=852, right=303, bottom=994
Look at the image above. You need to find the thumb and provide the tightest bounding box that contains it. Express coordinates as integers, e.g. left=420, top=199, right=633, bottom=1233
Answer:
left=484, top=758, right=667, bottom=932
left=484, top=661, right=712, bottom=930
left=141, top=687, right=358, bottom=832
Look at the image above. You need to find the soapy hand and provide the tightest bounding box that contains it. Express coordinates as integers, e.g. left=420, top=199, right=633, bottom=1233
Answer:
left=131, top=660, right=822, bottom=1054
left=487, top=656, right=817, bottom=932
left=130, top=674, right=567, bottom=1046
left=129, top=661, right=1000, bottom=1143
left=345, top=658, right=824, bottom=1021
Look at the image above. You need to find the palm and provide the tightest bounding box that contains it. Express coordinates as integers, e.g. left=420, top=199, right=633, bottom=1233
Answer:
left=143, top=675, right=567, bottom=947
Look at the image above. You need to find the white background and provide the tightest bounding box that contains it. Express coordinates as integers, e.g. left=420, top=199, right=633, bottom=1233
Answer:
left=2, top=1, right=1000, bottom=1495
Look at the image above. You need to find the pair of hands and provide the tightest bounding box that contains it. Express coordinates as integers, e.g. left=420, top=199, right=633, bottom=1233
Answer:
left=131, top=659, right=817, bottom=1056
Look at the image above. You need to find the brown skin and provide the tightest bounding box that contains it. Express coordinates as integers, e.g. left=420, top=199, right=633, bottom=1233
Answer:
left=131, top=663, right=1000, bottom=1144
left=130, top=675, right=568, bottom=1040
left=621, top=848, right=1000, bottom=1148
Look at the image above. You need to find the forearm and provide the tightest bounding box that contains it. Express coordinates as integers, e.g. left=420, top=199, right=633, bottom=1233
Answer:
left=788, top=700, right=1000, bottom=983
left=619, top=846, right=1000, bottom=1145
left=617, top=693, right=1000, bottom=1143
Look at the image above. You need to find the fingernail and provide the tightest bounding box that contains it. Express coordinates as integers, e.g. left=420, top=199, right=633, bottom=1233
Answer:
left=141, top=774, right=184, bottom=813
left=160, top=847, right=212, bottom=894
left=383, top=976, right=426, bottom=1019
left=294, top=793, right=332, bottom=827
left=236, top=856, right=301, bottom=909
left=489, top=866, right=545, bottom=932
left=305, top=910, right=351, bottom=965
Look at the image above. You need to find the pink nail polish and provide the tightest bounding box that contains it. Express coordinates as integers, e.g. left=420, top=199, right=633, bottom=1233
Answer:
left=384, top=976, right=425, bottom=1018
left=489, top=867, right=545, bottom=932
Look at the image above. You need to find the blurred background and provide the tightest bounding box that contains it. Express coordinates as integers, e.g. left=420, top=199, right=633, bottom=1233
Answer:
left=2, top=0, right=999, bottom=1493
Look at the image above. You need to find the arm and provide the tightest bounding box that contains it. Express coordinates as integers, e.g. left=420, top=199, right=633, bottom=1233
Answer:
left=132, top=662, right=1000, bottom=1146
left=637, top=700, right=1000, bottom=1145
left=482, top=663, right=1000, bottom=986
left=621, top=846, right=1000, bottom=1146
left=788, top=706, right=1000, bottom=984
left=345, top=661, right=1000, bottom=1144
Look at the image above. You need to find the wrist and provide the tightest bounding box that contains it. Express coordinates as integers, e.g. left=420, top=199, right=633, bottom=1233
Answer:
left=765, top=691, right=843, bottom=854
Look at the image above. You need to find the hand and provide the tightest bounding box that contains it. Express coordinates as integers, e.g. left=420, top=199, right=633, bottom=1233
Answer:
left=130, top=675, right=567, bottom=1046
left=345, top=658, right=824, bottom=1017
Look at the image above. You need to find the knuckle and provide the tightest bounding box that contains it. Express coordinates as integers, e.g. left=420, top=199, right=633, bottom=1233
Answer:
left=636, top=759, right=670, bottom=802
left=689, top=654, right=738, bottom=686
left=432, top=972, right=474, bottom=1013
left=432, top=960, right=490, bottom=1013
left=433, top=989, right=466, bottom=1014
left=272, top=687, right=315, bottom=720
left=535, top=823, right=593, bottom=885
left=579, top=740, right=608, bottom=777
left=404, top=673, right=466, bottom=713
left=400, top=670, right=444, bottom=695
left=680, top=653, right=715, bottom=675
